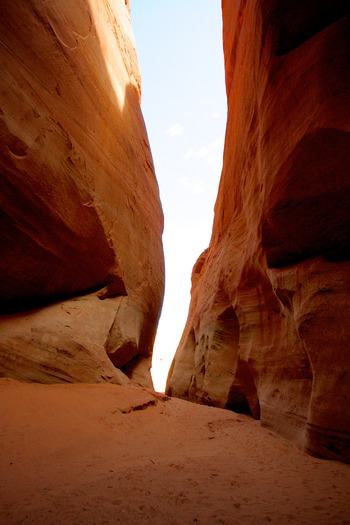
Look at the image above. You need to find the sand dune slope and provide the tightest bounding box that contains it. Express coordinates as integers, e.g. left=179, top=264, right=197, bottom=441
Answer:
left=1, top=379, right=349, bottom=525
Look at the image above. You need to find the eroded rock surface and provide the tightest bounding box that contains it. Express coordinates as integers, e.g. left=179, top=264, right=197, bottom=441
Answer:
left=0, top=0, right=164, bottom=385
left=167, top=1, right=350, bottom=462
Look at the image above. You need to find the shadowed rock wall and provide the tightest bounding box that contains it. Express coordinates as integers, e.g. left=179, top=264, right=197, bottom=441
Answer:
left=0, top=0, right=164, bottom=386
left=167, top=0, right=350, bottom=462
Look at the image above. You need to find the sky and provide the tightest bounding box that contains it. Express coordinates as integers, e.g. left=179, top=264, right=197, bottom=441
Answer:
left=130, top=1, right=227, bottom=391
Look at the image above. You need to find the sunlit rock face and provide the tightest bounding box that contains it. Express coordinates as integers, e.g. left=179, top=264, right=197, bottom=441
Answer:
left=0, top=0, right=164, bottom=386
left=167, top=0, right=350, bottom=462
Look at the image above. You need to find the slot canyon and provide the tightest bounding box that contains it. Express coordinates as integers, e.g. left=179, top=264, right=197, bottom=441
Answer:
left=1, top=1, right=350, bottom=524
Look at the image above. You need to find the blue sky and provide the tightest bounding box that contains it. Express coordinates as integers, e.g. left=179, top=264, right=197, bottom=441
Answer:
left=130, top=1, right=226, bottom=390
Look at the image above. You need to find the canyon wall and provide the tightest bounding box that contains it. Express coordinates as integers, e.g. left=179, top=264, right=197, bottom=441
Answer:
left=0, top=0, right=164, bottom=386
left=167, top=0, right=350, bottom=462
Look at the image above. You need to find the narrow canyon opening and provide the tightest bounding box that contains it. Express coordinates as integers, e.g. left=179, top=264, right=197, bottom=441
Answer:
left=130, top=1, right=227, bottom=392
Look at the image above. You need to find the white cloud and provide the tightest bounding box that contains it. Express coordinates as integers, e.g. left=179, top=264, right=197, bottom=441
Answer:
left=212, top=111, right=220, bottom=119
left=166, top=123, right=184, bottom=137
left=185, top=135, right=224, bottom=159
left=185, top=135, right=224, bottom=174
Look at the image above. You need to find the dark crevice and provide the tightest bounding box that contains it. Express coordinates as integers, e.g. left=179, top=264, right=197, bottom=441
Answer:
left=226, top=381, right=261, bottom=419
left=273, top=0, right=350, bottom=55
left=0, top=277, right=127, bottom=316
left=226, top=388, right=252, bottom=415
left=120, top=399, right=157, bottom=414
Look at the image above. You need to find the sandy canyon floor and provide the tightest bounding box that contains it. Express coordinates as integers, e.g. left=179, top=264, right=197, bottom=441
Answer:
left=1, top=378, right=349, bottom=525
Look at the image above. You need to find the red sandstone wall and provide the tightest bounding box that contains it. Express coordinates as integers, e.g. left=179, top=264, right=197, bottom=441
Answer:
left=0, top=0, right=164, bottom=386
left=167, top=0, right=350, bottom=462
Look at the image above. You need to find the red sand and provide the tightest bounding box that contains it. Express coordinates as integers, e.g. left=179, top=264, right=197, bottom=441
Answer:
left=1, top=378, right=349, bottom=524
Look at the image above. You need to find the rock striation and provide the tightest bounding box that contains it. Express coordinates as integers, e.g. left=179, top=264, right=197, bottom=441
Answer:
left=167, top=0, right=350, bottom=462
left=0, top=0, right=164, bottom=386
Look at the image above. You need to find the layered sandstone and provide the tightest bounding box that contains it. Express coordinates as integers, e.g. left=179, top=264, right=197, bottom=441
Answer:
left=167, top=1, right=350, bottom=462
left=0, top=0, right=164, bottom=385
